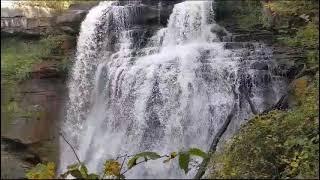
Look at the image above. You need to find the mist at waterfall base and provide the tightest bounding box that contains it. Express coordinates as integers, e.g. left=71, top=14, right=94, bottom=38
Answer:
left=60, top=1, right=287, bottom=178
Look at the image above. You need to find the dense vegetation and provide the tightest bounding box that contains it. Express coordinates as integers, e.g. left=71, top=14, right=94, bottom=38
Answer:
left=1, top=35, right=72, bottom=131
left=208, top=76, right=319, bottom=179
left=207, top=0, right=319, bottom=179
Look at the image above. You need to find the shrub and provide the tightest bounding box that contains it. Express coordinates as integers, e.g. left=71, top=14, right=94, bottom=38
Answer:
left=207, top=75, right=319, bottom=179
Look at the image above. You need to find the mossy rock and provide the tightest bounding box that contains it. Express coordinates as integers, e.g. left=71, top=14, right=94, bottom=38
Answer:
left=287, top=75, right=312, bottom=107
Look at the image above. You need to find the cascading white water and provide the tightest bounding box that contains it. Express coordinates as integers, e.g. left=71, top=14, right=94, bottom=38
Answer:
left=60, top=1, right=287, bottom=178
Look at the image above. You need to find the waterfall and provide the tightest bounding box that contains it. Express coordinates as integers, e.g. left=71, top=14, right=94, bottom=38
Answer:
left=60, top=1, right=287, bottom=178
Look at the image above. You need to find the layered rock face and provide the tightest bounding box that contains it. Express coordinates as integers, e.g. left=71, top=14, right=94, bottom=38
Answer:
left=0, top=1, right=180, bottom=36
left=1, top=3, right=97, bottom=36
left=1, top=4, right=71, bottom=179
left=1, top=63, right=67, bottom=178
left=1, top=6, right=55, bottom=35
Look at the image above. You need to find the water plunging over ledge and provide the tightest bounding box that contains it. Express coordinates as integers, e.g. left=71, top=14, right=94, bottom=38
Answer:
left=60, top=1, right=287, bottom=178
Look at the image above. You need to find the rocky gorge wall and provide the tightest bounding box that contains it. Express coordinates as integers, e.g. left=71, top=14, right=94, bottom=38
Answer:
left=1, top=3, right=97, bottom=36
left=1, top=3, right=90, bottom=179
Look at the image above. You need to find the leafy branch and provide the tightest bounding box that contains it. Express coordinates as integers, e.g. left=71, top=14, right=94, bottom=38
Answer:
left=26, top=132, right=208, bottom=179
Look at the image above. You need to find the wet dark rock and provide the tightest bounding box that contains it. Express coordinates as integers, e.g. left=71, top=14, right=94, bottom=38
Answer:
left=224, top=42, right=254, bottom=50
left=250, top=61, right=269, bottom=70
left=55, top=10, right=87, bottom=35
left=286, top=63, right=305, bottom=80
left=1, top=137, right=41, bottom=179
left=230, top=32, right=274, bottom=43
left=30, top=61, right=60, bottom=79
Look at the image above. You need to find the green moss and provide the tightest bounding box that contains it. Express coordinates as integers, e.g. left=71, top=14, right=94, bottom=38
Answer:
left=278, top=22, right=319, bottom=48
left=207, top=75, right=319, bottom=179
left=215, top=0, right=268, bottom=30
left=1, top=38, right=43, bottom=81
left=1, top=37, right=43, bottom=129
left=269, top=0, right=319, bottom=71
left=41, top=35, right=69, bottom=56
left=264, top=1, right=318, bottom=17
left=277, top=22, right=319, bottom=69
left=1, top=35, right=71, bottom=132
left=57, top=56, right=73, bottom=76
left=236, top=1, right=267, bottom=30
left=1, top=35, right=67, bottom=81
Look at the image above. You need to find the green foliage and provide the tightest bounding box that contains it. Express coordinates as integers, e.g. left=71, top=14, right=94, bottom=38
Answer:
left=266, top=0, right=319, bottom=70
left=277, top=22, right=319, bottom=68
left=265, top=1, right=318, bottom=17
left=40, top=35, right=67, bottom=56
left=188, top=148, right=208, bottom=159
left=178, top=148, right=208, bottom=174
left=104, top=160, right=121, bottom=177
left=278, top=22, right=319, bottom=48
left=127, top=152, right=161, bottom=169
left=306, top=50, right=319, bottom=67
left=1, top=36, right=65, bottom=81
left=215, top=0, right=268, bottom=30
left=1, top=38, right=42, bottom=81
left=25, top=162, right=55, bottom=179
left=178, top=152, right=190, bottom=174
left=26, top=148, right=208, bottom=179
left=60, top=162, right=99, bottom=179
left=236, top=1, right=268, bottom=30
left=207, top=76, right=319, bottom=179
left=1, top=36, right=69, bottom=132
left=57, top=56, right=73, bottom=75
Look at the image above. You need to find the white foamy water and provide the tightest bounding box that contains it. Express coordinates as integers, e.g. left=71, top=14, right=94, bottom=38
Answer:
left=60, top=1, right=287, bottom=178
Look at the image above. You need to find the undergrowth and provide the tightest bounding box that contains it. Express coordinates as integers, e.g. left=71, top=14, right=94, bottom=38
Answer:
left=208, top=74, right=319, bottom=179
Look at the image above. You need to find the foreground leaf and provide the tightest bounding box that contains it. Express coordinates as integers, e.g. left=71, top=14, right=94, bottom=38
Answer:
left=135, top=152, right=161, bottom=160
left=179, top=152, right=190, bottom=174
left=26, top=162, right=55, bottom=179
left=128, top=151, right=161, bottom=169
left=67, top=163, right=80, bottom=171
left=188, top=148, right=208, bottom=159
left=87, top=173, right=99, bottom=179
left=79, top=164, right=89, bottom=178
left=69, top=169, right=83, bottom=178
left=64, top=162, right=88, bottom=178
left=128, top=157, right=137, bottom=169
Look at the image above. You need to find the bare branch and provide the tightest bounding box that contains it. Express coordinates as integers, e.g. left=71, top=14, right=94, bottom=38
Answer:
left=59, top=131, right=81, bottom=164
left=119, top=154, right=127, bottom=177
left=116, top=154, right=135, bottom=160
left=193, top=103, right=237, bottom=179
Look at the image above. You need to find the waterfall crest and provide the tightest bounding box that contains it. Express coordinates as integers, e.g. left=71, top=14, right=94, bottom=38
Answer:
left=60, top=1, right=287, bottom=178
